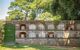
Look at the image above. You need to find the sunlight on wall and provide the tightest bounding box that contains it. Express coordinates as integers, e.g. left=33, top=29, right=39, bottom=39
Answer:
left=63, top=31, right=69, bottom=38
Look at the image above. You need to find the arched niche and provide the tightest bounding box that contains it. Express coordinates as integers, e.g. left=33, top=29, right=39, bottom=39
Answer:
left=19, top=32, right=26, bottom=38
left=57, top=23, right=65, bottom=30
left=47, top=24, right=54, bottom=29
left=28, top=31, right=36, bottom=38
left=20, top=24, right=26, bottom=30
left=29, top=24, right=36, bottom=30
left=38, top=31, right=46, bottom=38
left=76, top=24, right=80, bottom=30
left=66, top=20, right=76, bottom=30
left=38, top=24, right=45, bottom=30
left=47, top=32, right=54, bottom=38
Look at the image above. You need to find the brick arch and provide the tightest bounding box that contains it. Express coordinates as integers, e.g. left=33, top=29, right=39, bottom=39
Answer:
left=65, top=20, right=76, bottom=30
left=19, top=32, right=26, bottom=38
left=20, top=24, right=26, bottom=30
left=47, top=32, right=54, bottom=38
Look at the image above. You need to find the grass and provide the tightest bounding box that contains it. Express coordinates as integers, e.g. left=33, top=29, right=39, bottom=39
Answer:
left=0, top=44, right=80, bottom=50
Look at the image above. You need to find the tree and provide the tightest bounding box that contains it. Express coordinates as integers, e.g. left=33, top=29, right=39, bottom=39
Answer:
left=0, top=20, right=4, bottom=31
left=51, top=0, right=80, bottom=20
left=35, top=12, right=61, bottom=29
left=7, top=10, right=25, bottom=21
left=7, top=0, right=53, bottom=20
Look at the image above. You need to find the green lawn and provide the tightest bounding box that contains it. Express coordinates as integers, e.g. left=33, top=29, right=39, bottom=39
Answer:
left=0, top=44, right=80, bottom=50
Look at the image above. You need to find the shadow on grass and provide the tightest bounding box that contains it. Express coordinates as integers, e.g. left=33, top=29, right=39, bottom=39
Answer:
left=1, top=43, right=29, bottom=48
left=4, top=43, right=80, bottom=50
left=1, top=43, right=80, bottom=50
left=1, top=43, right=63, bottom=50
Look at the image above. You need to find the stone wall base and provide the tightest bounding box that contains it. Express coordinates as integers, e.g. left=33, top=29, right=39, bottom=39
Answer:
left=16, top=38, right=80, bottom=47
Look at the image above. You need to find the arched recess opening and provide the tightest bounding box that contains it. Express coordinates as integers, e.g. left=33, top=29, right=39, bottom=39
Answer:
left=20, top=24, right=26, bottom=30
left=65, top=20, right=76, bottom=31
left=48, top=32, right=54, bottom=38
left=48, top=24, right=54, bottom=30
left=38, top=24, right=45, bottom=30
left=29, top=24, right=36, bottom=30
left=19, top=32, right=26, bottom=38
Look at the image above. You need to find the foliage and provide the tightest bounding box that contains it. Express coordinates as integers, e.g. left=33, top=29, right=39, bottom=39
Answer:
left=7, top=0, right=56, bottom=21
left=51, top=0, right=80, bottom=20
left=36, top=12, right=61, bottom=21
left=7, top=10, right=25, bottom=21
left=4, top=23, right=15, bottom=43
left=0, top=20, right=4, bottom=32
left=7, top=0, right=80, bottom=21
left=35, top=12, right=53, bottom=21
